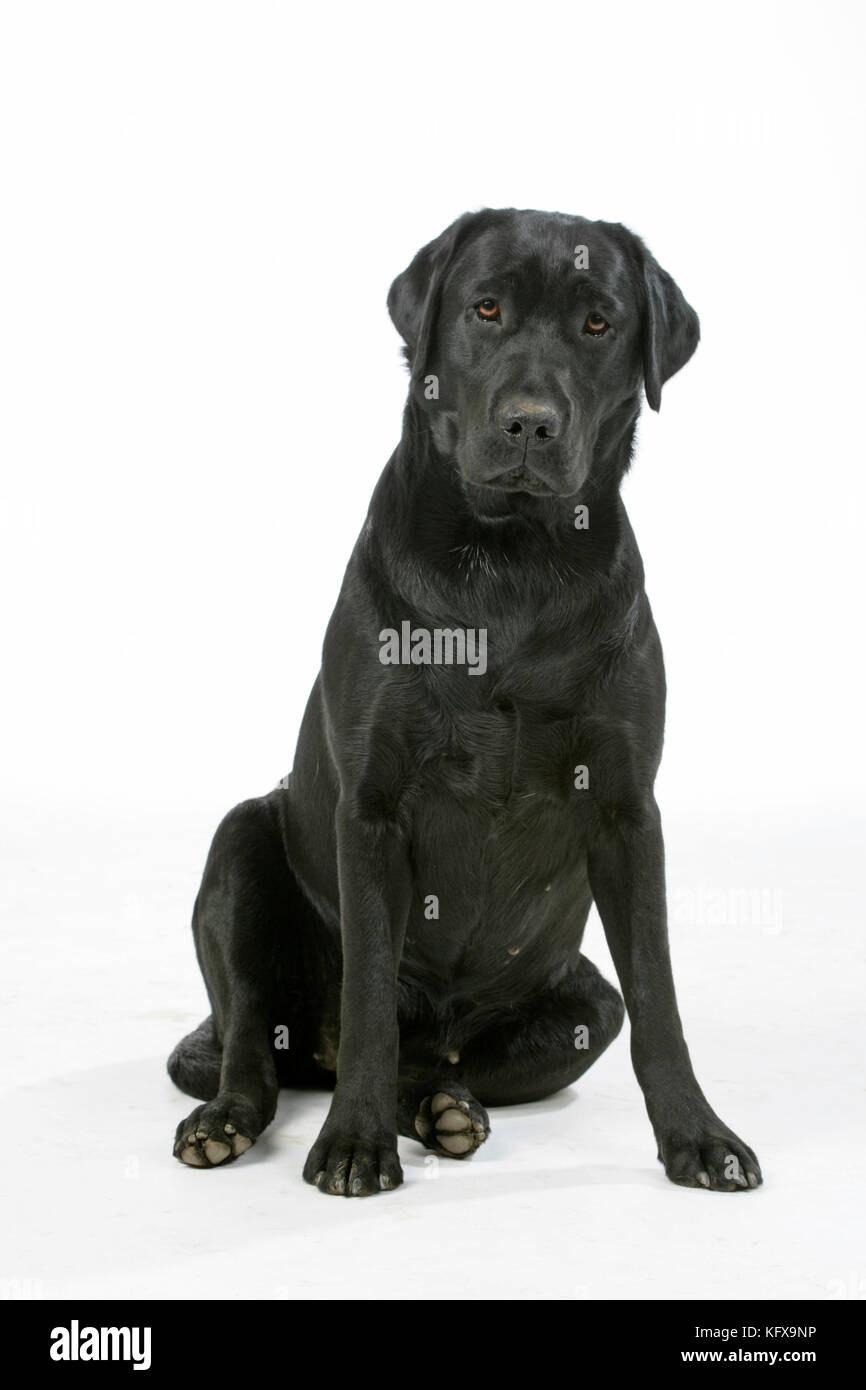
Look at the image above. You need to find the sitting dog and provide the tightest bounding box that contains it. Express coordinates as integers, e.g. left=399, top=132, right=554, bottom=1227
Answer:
left=168, top=207, right=762, bottom=1197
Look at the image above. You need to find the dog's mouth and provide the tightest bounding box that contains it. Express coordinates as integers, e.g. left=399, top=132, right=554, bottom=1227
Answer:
left=481, top=466, right=555, bottom=495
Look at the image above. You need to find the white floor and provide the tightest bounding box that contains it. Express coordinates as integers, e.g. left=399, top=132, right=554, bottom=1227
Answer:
left=2, top=804, right=864, bottom=1301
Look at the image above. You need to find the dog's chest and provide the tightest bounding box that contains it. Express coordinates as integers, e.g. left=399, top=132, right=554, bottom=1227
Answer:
left=415, top=697, right=584, bottom=810
left=403, top=701, right=595, bottom=978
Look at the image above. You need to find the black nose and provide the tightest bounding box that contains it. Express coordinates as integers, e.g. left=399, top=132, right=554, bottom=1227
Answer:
left=498, top=400, right=562, bottom=447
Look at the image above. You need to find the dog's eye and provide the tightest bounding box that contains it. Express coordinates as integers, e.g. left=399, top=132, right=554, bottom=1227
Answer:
left=476, top=299, right=500, bottom=321
left=584, top=312, right=608, bottom=336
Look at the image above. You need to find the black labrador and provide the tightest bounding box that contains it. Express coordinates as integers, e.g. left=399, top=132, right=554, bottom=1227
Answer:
left=168, top=208, right=762, bottom=1197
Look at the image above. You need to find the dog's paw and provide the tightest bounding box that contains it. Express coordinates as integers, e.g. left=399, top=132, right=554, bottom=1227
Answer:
left=303, top=1131, right=403, bottom=1196
left=415, top=1089, right=490, bottom=1158
left=173, top=1095, right=259, bottom=1169
left=658, top=1122, right=762, bottom=1192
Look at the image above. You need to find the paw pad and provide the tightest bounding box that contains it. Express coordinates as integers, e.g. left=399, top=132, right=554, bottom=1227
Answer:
left=415, top=1091, right=489, bottom=1158
left=174, top=1108, right=254, bottom=1168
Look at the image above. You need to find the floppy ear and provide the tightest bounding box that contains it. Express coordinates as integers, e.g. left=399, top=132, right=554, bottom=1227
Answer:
left=641, top=249, right=700, bottom=412
left=387, top=212, right=480, bottom=394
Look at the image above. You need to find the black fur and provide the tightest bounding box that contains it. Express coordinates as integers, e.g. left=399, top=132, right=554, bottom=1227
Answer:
left=168, top=208, right=761, bottom=1197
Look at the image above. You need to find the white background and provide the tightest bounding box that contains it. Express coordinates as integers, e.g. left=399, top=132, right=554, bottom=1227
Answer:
left=1, top=0, right=865, bottom=1303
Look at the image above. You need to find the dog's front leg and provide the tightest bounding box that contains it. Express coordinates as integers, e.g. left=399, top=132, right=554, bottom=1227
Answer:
left=588, top=798, right=762, bottom=1192
left=303, top=801, right=411, bottom=1196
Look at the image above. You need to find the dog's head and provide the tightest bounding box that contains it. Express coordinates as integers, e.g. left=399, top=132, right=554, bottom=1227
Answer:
left=388, top=208, right=699, bottom=498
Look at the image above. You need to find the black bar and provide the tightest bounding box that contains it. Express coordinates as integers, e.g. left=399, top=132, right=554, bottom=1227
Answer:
left=0, top=1298, right=859, bottom=1372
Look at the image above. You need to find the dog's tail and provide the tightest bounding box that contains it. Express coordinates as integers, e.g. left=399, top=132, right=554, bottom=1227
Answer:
left=167, top=1014, right=222, bottom=1100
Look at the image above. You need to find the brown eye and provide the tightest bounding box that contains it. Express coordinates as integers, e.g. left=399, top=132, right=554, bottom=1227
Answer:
left=584, top=312, right=608, bottom=335
left=476, top=298, right=500, bottom=320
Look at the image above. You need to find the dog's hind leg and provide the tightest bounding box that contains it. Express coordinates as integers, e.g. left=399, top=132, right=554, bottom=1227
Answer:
left=167, top=1014, right=222, bottom=1101
left=168, top=793, right=331, bottom=1169
left=454, top=955, right=625, bottom=1108
left=397, top=955, right=624, bottom=1159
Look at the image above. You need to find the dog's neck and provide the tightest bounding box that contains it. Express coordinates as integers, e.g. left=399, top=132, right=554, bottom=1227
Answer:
left=363, top=394, right=646, bottom=621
